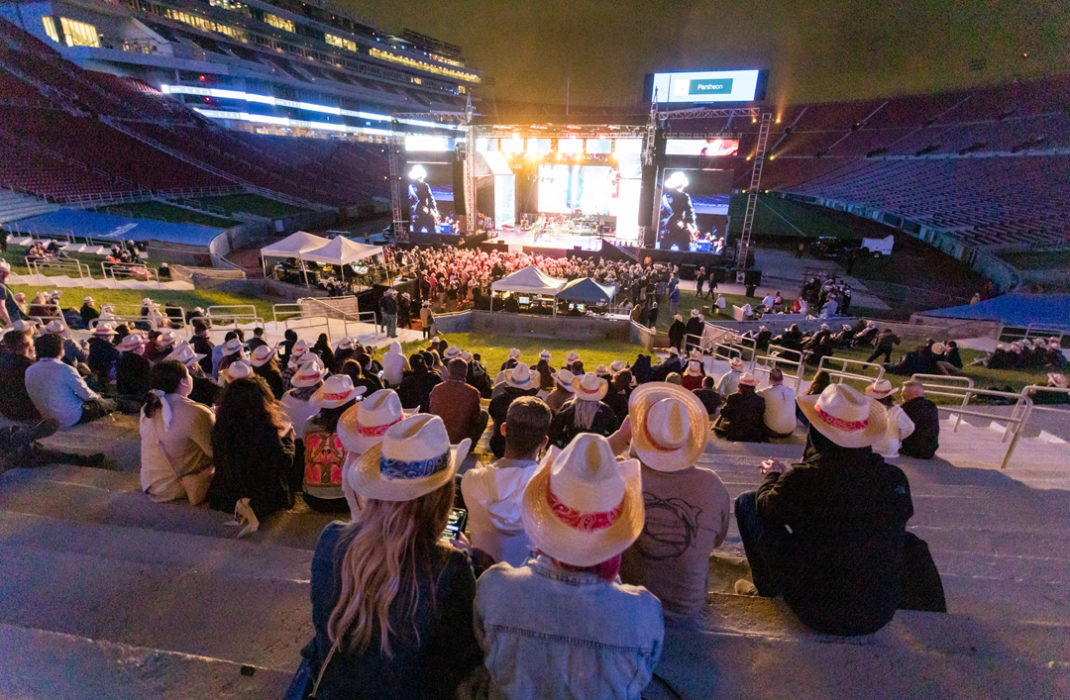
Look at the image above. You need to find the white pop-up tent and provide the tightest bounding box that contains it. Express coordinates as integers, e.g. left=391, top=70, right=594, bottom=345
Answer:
left=489, top=264, right=567, bottom=313
left=259, top=231, right=330, bottom=283
left=301, top=236, right=384, bottom=283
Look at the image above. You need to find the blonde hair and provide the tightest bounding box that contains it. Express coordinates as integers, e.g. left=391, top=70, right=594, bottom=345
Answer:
left=327, top=481, right=454, bottom=657
left=570, top=398, right=601, bottom=430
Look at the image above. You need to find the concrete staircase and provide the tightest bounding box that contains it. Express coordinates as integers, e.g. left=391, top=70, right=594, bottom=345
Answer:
left=0, top=189, right=60, bottom=224
left=1, top=393, right=1068, bottom=697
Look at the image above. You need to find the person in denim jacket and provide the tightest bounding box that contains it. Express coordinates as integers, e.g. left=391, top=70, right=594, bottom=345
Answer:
left=474, top=434, right=663, bottom=699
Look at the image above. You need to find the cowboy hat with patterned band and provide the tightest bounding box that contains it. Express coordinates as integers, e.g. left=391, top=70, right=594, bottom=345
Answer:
left=118, top=334, right=144, bottom=353
left=685, top=360, right=703, bottom=377
left=221, top=338, right=243, bottom=356
left=629, top=382, right=708, bottom=473
left=291, top=358, right=326, bottom=388
left=93, top=323, right=116, bottom=337
left=351, top=414, right=471, bottom=502
left=335, top=337, right=355, bottom=353
left=571, top=372, right=608, bottom=402
left=864, top=379, right=898, bottom=400
left=554, top=368, right=576, bottom=391
left=505, top=362, right=536, bottom=390
left=729, top=357, right=746, bottom=372
left=338, top=389, right=405, bottom=455
left=540, top=349, right=552, bottom=361
left=156, top=330, right=177, bottom=349
left=443, top=345, right=461, bottom=360
left=521, top=433, right=643, bottom=567
left=43, top=319, right=66, bottom=335
left=565, top=351, right=580, bottom=365
left=249, top=344, right=277, bottom=367
left=738, top=372, right=760, bottom=387
left=165, top=341, right=205, bottom=367
left=796, top=383, right=888, bottom=449
left=313, top=374, right=366, bottom=409
left=224, top=360, right=254, bottom=382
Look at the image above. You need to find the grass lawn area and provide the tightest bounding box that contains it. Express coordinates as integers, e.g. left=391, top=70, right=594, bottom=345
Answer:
left=655, top=289, right=798, bottom=332
left=94, top=201, right=237, bottom=228
left=399, top=332, right=645, bottom=374
left=186, top=194, right=310, bottom=219
left=3, top=245, right=110, bottom=277
left=727, top=195, right=862, bottom=240
left=8, top=283, right=277, bottom=321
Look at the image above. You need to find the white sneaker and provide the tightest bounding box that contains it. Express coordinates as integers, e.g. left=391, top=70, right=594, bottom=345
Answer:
left=231, top=497, right=260, bottom=538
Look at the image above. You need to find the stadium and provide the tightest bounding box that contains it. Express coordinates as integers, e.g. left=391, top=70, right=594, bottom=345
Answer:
left=0, top=0, right=1068, bottom=697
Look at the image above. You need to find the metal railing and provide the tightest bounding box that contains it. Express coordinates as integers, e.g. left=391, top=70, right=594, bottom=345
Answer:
left=816, top=355, right=885, bottom=386
left=25, top=257, right=92, bottom=279
left=1000, top=323, right=1067, bottom=346
left=206, top=305, right=263, bottom=330
left=1020, top=385, right=1070, bottom=417
left=101, top=261, right=158, bottom=283
left=272, top=303, right=332, bottom=339
left=752, top=347, right=805, bottom=394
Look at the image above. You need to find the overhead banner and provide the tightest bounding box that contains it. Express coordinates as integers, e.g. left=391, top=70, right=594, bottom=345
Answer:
left=648, top=70, right=763, bottom=104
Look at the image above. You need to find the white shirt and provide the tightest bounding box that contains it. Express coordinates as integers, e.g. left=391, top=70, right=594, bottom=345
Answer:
left=139, top=394, right=214, bottom=502
left=382, top=344, right=406, bottom=385
left=757, top=383, right=797, bottom=436
left=873, top=404, right=915, bottom=459
left=24, top=357, right=99, bottom=428
left=762, top=295, right=774, bottom=308
left=461, top=457, right=539, bottom=566
left=280, top=391, right=319, bottom=438
left=717, top=369, right=742, bottom=397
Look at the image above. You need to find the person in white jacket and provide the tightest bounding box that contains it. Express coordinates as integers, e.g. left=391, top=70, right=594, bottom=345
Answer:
left=381, top=340, right=407, bottom=387
left=865, top=379, right=915, bottom=459
left=757, top=367, right=797, bottom=438
left=461, top=396, right=551, bottom=566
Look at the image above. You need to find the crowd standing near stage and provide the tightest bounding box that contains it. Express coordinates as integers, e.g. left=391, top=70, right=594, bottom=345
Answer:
left=0, top=262, right=1063, bottom=697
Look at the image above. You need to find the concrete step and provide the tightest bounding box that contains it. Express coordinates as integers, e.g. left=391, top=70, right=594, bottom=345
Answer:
left=0, top=623, right=292, bottom=699
left=652, top=593, right=1070, bottom=699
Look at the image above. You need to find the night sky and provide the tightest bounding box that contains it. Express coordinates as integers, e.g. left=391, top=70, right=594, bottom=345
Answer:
left=343, top=0, right=1068, bottom=109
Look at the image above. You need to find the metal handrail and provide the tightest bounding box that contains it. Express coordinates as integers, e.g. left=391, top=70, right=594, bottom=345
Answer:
left=25, top=257, right=91, bottom=279
left=909, top=374, right=973, bottom=390
left=101, top=261, right=158, bottom=283
left=817, top=355, right=885, bottom=384
left=752, top=348, right=804, bottom=394
left=206, top=305, right=262, bottom=329
left=1021, top=385, right=1070, bottom=415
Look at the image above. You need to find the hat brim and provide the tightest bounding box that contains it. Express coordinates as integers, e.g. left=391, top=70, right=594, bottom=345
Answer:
left=629, top=383, right=709, bottom=472
left=312, top=384, right=367, bottom=409
left=796, top=394, right=888, bottom=449
left=521, top=457, right=643, bottom=567
left=570, top=377, right=608, bottom=401
left=351, top=438, right=470, bottom=502
left=337, top=402, right=402, bottom=455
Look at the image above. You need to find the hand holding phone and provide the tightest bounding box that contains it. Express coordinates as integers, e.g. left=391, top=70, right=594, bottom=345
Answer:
left=760, top=458, right=788, bottom=475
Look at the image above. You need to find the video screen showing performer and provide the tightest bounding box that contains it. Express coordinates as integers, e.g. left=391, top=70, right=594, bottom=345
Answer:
left=408, top=164, right=439, bottom=234
left=656, top=169, right=731, bottom=253
left=658, top=171, right=696, bottom=250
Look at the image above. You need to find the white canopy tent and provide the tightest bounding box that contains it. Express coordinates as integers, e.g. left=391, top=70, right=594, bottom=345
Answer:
left=259, top=231, right=330, bottom=284
left=301, top=237, right=383, bottom=267
left=489, top=264, right=567, bottom=313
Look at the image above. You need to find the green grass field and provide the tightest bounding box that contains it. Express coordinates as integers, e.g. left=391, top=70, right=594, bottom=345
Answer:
left=185, top=194, right=310, bottom=219
left=94, top=201, right=237, bottom=228
left=728, top=195, right=862, bottom=240
left=9, top=284, right=277, bottom=321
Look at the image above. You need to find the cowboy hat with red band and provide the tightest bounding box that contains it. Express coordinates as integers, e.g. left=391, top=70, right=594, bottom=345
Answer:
left=338, top=388, right=405, bottom=455
left=312, top=374, right=366, bottom=409
left=249, top=344, right=277, bottom=367
left=738, top=372, right=760, bottom=387
left=165, top=341, right=205, bottom=368
left=118, top=333, right=144, bottom=353
left=796, top=383, right=887, bottom=449
left=864, top=379, right=898, bottom=400
left=291, top=358, right=326, bottom=388
left=521, top=433, right=643, bottom=567
left=224, top=360, right=254, bottom=382
left=629, top=382, right=708, bottom=472
left=729, top=356, right=746, bottom=372
left=571, top=372, right=608, bottom=401
left=92, top=323, right=116, bottom=337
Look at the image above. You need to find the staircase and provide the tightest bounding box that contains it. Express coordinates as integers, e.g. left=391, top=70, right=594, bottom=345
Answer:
left=0, top=188, right=60, bottom=224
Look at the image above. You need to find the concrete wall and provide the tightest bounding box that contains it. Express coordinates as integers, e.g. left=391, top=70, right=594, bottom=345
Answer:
left=468, top=310, right=631, bottom=343
left=430, top=311, right=474, bottom=334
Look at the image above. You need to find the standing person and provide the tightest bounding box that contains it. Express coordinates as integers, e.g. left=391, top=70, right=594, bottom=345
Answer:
left=138, top=360, right=214, bottom=505
left=461, top=396, right=551, bottom=566
left=865, top=379, right=915, bottom=459
left=208, top=375, right=296, bottom=535
left=474, top=433, right=663, bottom=698
left=668, top=314, right=686, bottom=351
left=429, top=357, right=485, bottom=444
left=379, top=289, right=398, bottom=339
left=547, top=373, right=617, bottom=448
left=668, top=282, right=680, bottom=318
left=899, top=380, right=940, bottom=459
left=25, top=333, right=116, bottom=428
left=758, top=368, right=797, bottom=439
left=684, top=309, right=705, bottom=352
left=734, top=384, right=945, bottom=635
left=621, top=383, right=731, bottom=622
left=419, top=300, right=434, bottom=340
left=398, top=291, right=412, bottom=329
left=301, top=415, right=479, bottom=698
left=867, top=328, right=901, bottom=364
left=713, top=373, right=766, bottom=442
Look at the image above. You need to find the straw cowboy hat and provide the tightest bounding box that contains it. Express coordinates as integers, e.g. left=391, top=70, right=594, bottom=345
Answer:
left=118, top=334, right=144, bottom=353
left=83, top=296, right=94, bottom=305
left=609, top=360, right=624, bottom=373
left=249, top=344, right=277, bottom=367
left=338, top=389, right=405, bottom=455
left=156, top=330, right=177, bottom=349
left=351, top=414, right=471, bottom=502
left=312, top=374, right=366, bottom=409
left=629, top=382, right=708, bottom=472
left=729, top=357, right=746, bottom=372
left=335, top=337, right=355, bottom=353
left=864, top=379, right=898, bottom=400
left=443, top=345, right=462, bottom=360
left=540, top=349, right=552, bottom=361
left=224, top=360, right=254, bottom=382
left=93, top=323, right=116, bottom=337
left=505, top=362, right=537, bottom=390
left=931, top=342, right=947, bottom=356
left=165, top=341, right=205, bottom=367
left=571, top=372, right=608, bottom=402
left=738, top=371, right=760, bottom=387
left=43, top=319, right=67, bottom=335
left=566, top=351, right=581, bottom=365
left=291, top=358, right=326, bottom=388
left=508, top=347, right=521, bottom=360
left=222, top=338, right=243, bottom=356
left=1048, top=373, right=1067, bottom=389
left=554, top=368, right=576, bottom=391
left=685, top=360, right=704, bottom=377
left=796, top=383, right=888, bottom=449
left=521, top=433, right=643, bottom=567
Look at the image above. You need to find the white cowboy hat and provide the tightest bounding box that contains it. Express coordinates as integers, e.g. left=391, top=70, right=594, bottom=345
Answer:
left=796, top=384, right=888, bottom=449
left=1048, top=373, right=1067, bottom=389
left=443, top=345, right=462, bottom=360
left=931, top=342, right=947, bottom=355
left=249, top=344, right=277, bottom=367
left=0, top=260, right=9, bottom=273
left=554, top=368, right=576, bottom=391
left=156, top=330, right=177, bottom=349
left=664, top=171, right=689, bottom=190
left=8, top=319, right=34, bottom=333
left=92, top=323, right=116, bottom=337
left=738, top=371, right=760, bottom=387
left=165, top=341, right=205, bottom=367
left=312, top=374, right=366, bottom=409
left=408, top=164, right=428, bottom=180
left=685, top=360, right=703, bottom=377
left=521, top=433, right=643, bottom=567
left=865, top=379, right=898, bottom=400
left=351, top=414, right=471, bottom=502
left=140, top=297, right=153, bottom=305
left=222, top=338, right=243, bottom=356
left=224, top=360, right=253, bottom=382
left=335, top=337, right=355, bottom=352
left=596, top=364, right=608, bottom=375
left=820, top=323, right=829, bottom=331
left=82, top=296, right=94, bottom=304
left=540, top=349, right=552, bottom=361
left=729, top=357, right=745, bottom=372
left=292, top=339, right=309, bottom=357
left=690, top=309, right=700, bottom=317
left=508, top=347, right=521, bottom=360
left=566, top=351, right=581, bottom=365
left=118, top=334, right=144, bottom=353
left=609, top=360, right=624, bottom=373
left=460, top=350, right=472, bottom=362
left=629, top=382, right=709, bottom=472
left=571, top=372, right=608, bottom=402
left=668, top=347, right=680, bottom=357
left=291, top=358, right=326, bottom=388
left=43, top=319, right=66, bottom=335
left=689, top=349, right=703, bottom=361
left=505, top=362, right=536, bottom=390
left=338, top=389, right=405, bottom=455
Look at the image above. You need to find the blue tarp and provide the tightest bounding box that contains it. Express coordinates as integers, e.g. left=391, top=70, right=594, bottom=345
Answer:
left=10, top=208, right=223, bottom=246
left=923, top=294, right=1070, bottom=328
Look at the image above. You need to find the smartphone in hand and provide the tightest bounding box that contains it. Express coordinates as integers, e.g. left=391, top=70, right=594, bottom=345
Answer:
left=440, top=507, right=468, bottom=542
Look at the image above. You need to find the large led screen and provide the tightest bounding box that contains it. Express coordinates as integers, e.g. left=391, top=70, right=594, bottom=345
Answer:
left=649, top=70, right=763, bottom=103
left=537, top=164, right=619, bottom=215
left=656, top=168, right=732, bottom=252
left=406, top=161, right=456, bottom=234
left=665, top=138, right=740, bottom=157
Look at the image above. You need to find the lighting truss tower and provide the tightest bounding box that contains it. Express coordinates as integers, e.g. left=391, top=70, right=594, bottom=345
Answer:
left=386, top=136, right=406, bottom=243
left=736, top=112, right=773, bottom=277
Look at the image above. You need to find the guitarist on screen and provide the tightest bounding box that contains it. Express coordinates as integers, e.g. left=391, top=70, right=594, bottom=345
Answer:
left=408, top=164, right=439, bottom=234
left=658, top=170, right=697, bottom=251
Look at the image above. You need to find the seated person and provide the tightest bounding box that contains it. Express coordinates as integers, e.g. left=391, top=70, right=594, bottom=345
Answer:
left=475, top=433, right=664, bottom=698
left=899, top=380, right=940, bottom=458
left=621, top=384, right=731, bottom=622
left=139, top=360, right=214, bottom=504
left=865, top=380, right=915, bottom=459
left=692, top=375, right=722, bottom=416
left=461, top=396, right=551, bottom=566
left=758, top=368, right=797, bottom=438
left=713, top=373, right=766, bottom=442
left=116, top=333, right=152, bottom=401
left=547, top=373, right=617, bottom=448
left=302, top=375, right=366, bottom=507
left=429, top=357, right=486, bottom=443
left=735, top=384, right=945, bottom=635
left=0, top=324, right=40, bottom=421
left=716, top=356, right=746, bottom=396
left=25, top=333, right=115, bottom=428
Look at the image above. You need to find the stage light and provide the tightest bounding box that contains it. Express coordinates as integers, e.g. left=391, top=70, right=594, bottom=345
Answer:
left=769, top=154, right=776, bottom=160
left=751, top=117, right=757, bottom=124
left=776, top=117, right=781, bottom=124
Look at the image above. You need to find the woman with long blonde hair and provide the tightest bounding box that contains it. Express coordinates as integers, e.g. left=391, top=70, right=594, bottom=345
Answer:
left=301, top=414, right=480, bottom=699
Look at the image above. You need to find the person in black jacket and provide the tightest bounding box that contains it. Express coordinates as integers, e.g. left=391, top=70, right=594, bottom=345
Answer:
left=899, top=381, right=939, bottom=458
left=87, top=325, right=119, bottom=388
left=668, top=314, right=686, bottom=351
left=684, top=310, right=705, bottom=352
left=713, top=374, right=766, bottom=442
left=397, top=354, right=441, bottom=413
left=867, top=328, right=901, bottom=364
left=115, top=334, right=151, bottom=401
left=547, top=373, right=617, bottom=448
left=735, top=383, right=944, bottom=636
